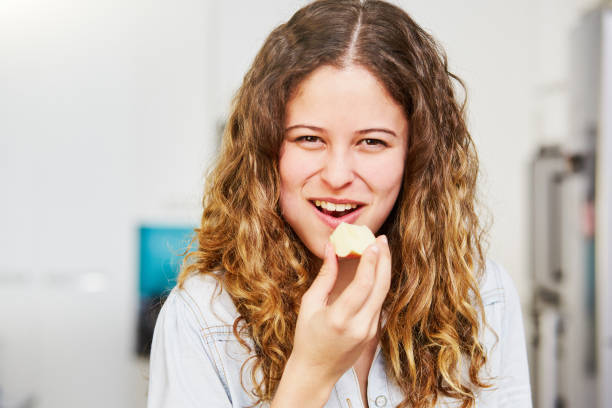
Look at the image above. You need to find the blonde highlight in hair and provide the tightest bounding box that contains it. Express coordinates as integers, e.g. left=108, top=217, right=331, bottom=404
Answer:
left=179, top=1, right=492, bottom=407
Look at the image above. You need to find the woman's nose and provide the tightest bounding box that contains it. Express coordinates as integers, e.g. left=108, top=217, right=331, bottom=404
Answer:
left=319, top=150, right=355, bottom=189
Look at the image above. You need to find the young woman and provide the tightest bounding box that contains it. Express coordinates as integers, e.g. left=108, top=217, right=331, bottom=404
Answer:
left=147, top=1, right=532, bottom=407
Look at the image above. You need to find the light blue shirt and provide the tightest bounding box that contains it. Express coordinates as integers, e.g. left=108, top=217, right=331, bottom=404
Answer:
left=147, top=259, right=532, bottom=407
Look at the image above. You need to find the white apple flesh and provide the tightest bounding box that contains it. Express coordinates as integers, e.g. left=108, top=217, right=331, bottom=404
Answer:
left=329, top=222, right=376, bottom=258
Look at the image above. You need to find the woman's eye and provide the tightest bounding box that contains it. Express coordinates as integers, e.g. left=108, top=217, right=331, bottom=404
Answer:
left=360, top=138, right=387, bottom=147
left=296, top=135, right=320, bottom=143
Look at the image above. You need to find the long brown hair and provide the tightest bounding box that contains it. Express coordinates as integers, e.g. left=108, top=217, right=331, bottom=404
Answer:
left=178, top=1, right=491, bottom=407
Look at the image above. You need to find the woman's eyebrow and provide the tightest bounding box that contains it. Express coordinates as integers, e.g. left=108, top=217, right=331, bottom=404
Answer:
left=285, top=124, right=324, bottom=132
left=357, top=128, right=397, bottom=137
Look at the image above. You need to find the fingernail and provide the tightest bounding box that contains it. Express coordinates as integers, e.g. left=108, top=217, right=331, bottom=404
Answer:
left=381, top=235, right=388, bottom=244
left=370, top=244, right=380, bottom=254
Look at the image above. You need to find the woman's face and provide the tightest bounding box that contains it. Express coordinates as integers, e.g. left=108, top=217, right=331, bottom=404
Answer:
left=279, top=64, right=408, bottom=259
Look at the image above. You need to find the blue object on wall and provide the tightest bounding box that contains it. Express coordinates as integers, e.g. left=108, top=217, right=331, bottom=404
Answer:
left=139, top=225, right=195, bottom=298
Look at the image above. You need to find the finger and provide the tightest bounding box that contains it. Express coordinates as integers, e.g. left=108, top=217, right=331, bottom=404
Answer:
left=331, top=242, right=379, bottom=317
left=357, top=235, right=391, bottom=319
left=304, top=242, right=338, bottom=305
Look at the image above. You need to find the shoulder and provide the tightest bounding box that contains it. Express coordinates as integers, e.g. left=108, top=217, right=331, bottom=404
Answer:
left=476, top=259, right=524, bottom=354
left=476, top=259, right=529, bottom=368
left=165, top=272, right=240, bottom=331
left=478, top=258, right=520, bottom=308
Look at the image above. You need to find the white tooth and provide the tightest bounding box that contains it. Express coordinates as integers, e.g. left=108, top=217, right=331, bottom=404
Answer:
left=336, top=204, right=346, bottom=211
left=315, top=200, right=321, bottom=207
left=328, top=203, right=336, bottom=211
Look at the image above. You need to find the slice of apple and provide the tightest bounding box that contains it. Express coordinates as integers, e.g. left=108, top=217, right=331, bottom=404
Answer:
left=329, top=222, right=376, bottom=258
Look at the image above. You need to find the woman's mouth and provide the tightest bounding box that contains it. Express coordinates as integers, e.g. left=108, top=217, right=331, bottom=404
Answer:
left=312, top=200, right=362, bottom=218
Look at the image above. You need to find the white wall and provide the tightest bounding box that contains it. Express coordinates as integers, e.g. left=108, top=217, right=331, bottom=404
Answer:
left=0, top=0, right=212, bottom=406
left=0, top=0, right=600, bottom=406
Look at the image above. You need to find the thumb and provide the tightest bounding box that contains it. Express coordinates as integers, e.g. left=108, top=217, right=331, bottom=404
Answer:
left=307, top=242, right=338, bottom=304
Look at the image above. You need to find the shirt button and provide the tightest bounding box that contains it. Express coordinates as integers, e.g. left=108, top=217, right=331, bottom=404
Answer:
left=375, top=395, right=387, bottom=407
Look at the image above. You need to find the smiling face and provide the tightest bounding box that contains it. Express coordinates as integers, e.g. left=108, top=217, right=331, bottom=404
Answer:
left=279, top=64, right=408, bottom=259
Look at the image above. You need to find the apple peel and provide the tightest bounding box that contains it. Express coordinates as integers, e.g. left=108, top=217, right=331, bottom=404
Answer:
left=329, top=222, right=376, bottom=258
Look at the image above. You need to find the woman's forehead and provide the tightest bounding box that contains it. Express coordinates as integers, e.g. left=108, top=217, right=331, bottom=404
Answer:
left=285, top=65, right=407, bottom=135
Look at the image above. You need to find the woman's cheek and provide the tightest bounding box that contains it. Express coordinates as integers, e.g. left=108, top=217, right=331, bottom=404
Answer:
left=364, top=152, right=405, bottom=191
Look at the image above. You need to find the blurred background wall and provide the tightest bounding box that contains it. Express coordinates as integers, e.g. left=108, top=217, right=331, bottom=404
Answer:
left=0, top=0, right=605, bottom=407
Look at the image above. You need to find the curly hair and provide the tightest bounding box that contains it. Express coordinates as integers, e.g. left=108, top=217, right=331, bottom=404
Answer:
left=178, top=1, right=492, bottom=407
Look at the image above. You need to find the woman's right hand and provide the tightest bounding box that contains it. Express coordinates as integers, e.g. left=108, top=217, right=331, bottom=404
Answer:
left=272, top=235, right=391, bottom=407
